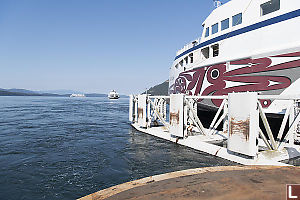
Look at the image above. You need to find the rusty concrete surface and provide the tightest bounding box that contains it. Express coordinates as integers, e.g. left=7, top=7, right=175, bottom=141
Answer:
left=229, top=117, right=250, bottom=141
left=78, top=166, right=300, bottom=200
left=137, top=108, right=143, bottom=119
left=170, top=111, right=180, bottom=125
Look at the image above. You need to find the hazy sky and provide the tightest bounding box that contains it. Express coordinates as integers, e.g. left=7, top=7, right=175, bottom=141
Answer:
left=0, top=0, right=230, bottom=95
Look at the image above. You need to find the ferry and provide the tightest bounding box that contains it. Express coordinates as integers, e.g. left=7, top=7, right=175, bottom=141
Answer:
left=169, top=0, right=300, bottom=120
left=70, top=94, right=85, bottom=97
left=108, top=90, right=120, bottom=99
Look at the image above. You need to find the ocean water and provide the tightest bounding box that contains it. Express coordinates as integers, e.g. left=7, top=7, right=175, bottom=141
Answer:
left=0, top=96, right=235, bottom=200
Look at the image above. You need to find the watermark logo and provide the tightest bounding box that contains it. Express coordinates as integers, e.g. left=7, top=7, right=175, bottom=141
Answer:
left=287, top=184, right=300, bottom=200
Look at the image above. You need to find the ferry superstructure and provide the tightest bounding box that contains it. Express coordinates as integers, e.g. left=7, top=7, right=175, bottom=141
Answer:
left=108, top=90, right=120, bottom=99
left=169, top=0, right=300, bottom=114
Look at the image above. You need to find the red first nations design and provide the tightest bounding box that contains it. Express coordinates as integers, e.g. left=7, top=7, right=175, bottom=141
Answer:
left=173, top=52, right=300, bottom=107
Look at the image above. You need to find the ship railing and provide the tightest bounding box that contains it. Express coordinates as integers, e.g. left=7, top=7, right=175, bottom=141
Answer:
left=175, top=38, right=200, bottom=56
left=129, top=95, right=170, bottom=130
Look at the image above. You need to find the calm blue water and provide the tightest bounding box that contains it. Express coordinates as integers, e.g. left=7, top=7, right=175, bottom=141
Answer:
left=0, top=96, right=234, bottom=200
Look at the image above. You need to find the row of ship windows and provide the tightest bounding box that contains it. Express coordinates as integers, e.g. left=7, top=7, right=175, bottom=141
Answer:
left=174, top=44, right=219, bottom=69
left=174, top=0, right=280, bottom=69
left=205, top=0, right=280, bottom=37
left=175, top=54, right=194, bottom=69
left=205, top=13, right=242, bottom=37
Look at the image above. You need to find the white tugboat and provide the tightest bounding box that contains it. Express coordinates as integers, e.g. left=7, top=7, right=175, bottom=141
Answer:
left=108, top=90, right=120, bottom=99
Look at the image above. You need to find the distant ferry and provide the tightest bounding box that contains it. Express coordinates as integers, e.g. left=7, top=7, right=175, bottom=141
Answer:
left=70, top=94, right=85, bottom=97
left=108, top=90, right=120, bottom=99
left=169, top=0, right=300, bottom=115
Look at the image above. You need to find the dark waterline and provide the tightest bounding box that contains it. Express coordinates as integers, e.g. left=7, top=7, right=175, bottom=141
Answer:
left=0, top=96, right=235, bottom=200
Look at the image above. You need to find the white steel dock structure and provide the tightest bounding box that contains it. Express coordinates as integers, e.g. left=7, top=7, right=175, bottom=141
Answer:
left=129, top=93, right=300, bottom=166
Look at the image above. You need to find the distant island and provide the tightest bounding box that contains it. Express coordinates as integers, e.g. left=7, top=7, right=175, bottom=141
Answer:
left=0, top=88, right=61, bottom=97
left=0, top=81, right=170, bottom=97
left=143, top=80, right=169, bottom=96
left=0, top=88, right=127, bottom=97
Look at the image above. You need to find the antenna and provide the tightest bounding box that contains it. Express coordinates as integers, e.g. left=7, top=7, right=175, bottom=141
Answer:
left=214, top=0, right=222, bottom=8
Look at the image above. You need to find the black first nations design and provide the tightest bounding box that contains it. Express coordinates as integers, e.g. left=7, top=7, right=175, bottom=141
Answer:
left=172, top=51, right=300, bottom=108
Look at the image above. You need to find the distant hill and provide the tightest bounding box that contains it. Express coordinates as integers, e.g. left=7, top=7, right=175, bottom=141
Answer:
left=85, top=93, right=107, bottom=97
left=0, top=89, right=43, bottom=96
left=0, top=88, right=62, bottom=96
left=7, top=88, right=39, bottom=94
left=0, top=88, right=124, bottom=97
left=85, top=93, right=127, bottom=98
left=39, top=89, right=83, bottom=95
left=143, top=80, right=169, bottom=96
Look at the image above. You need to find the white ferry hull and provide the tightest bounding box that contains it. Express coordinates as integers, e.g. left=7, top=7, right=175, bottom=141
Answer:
left=108, top=90, right=120, bottom=99
left=108, top=96, right=119, bottom=99
left=170, top=50, right=300, bottom=110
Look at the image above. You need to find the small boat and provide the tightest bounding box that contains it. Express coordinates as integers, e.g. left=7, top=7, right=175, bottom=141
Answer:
left=70, top=94, right=85, bottom=97
left=108, top=90, right=120, bottom=99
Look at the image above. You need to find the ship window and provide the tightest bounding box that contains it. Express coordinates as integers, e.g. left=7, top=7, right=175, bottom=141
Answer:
left=201, top=47, right=209, bottom=59
left=184, top=56, right=188, bottom=64
left=189, top=53, right=194, bottom=63
left=179, top=60, right=183, bottom=67
left=261, top=0, right=280, bottom=16
left=221, top=18, right=229, bottom=30
left=212, top=44, right=219, bottom=57
left=232, top=13, right=242, bottom=26
left=205, top=27, right=210, bottom=37
left=175, top=64, right=178, bottom=69
left=212, top=23, right=218, bottom=34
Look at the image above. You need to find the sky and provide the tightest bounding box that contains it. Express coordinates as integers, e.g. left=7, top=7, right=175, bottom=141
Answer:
left=0, top=0, right=230, bottom=95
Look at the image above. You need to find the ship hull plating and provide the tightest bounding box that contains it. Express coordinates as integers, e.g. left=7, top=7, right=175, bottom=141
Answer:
left=170, top=51, right=300, bottom=111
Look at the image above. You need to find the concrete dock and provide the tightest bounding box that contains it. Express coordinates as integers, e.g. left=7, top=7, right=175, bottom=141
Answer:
left=79, top=165, right=300, bottom=200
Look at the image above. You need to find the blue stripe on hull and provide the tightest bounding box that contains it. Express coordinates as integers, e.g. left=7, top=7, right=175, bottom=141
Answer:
left=174, top=9, right=300, bottom=61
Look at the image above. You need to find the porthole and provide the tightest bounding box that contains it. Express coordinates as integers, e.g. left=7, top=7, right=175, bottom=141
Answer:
left=211, top=69, right=220, bottom=79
